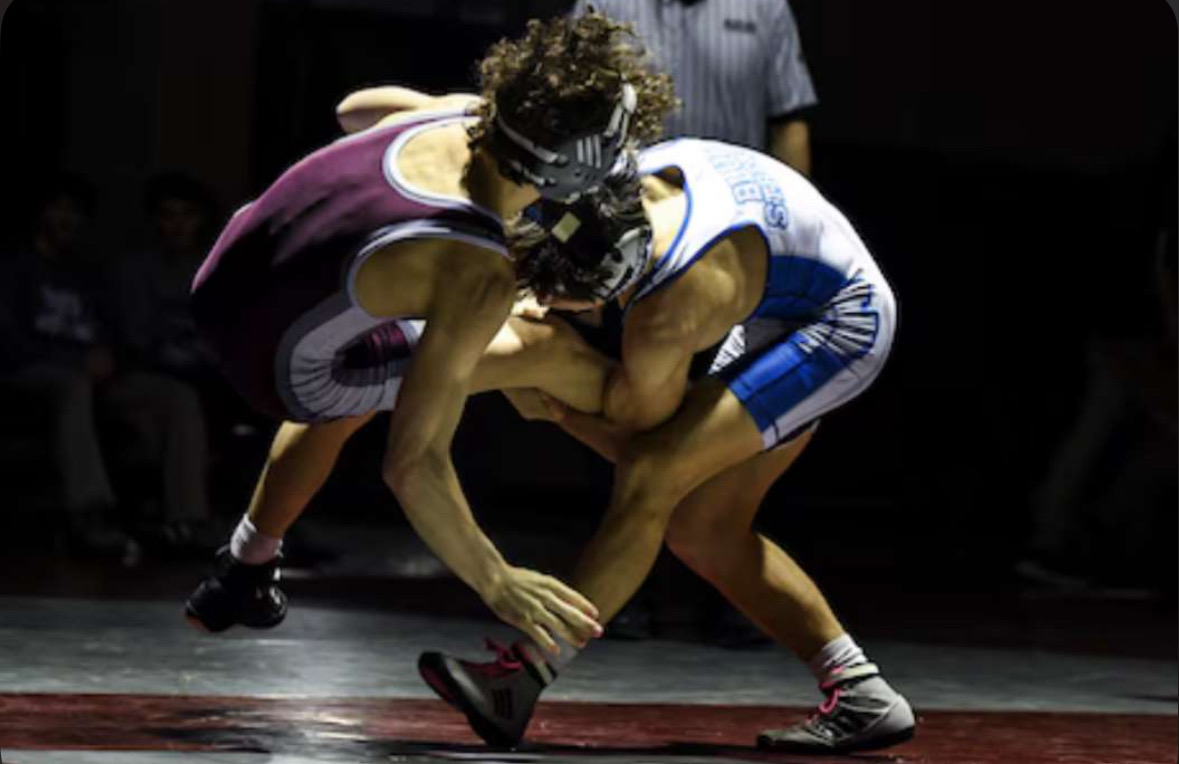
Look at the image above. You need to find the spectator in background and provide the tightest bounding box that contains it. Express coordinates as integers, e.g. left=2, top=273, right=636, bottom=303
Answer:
left=570, top=0, right=818, bottom=643
left=0, top=176, right=136, bottom=560
left=572, top=0, right=818, bottom=174
left=1018, top=222, right=1177, bottom=594
left=0, top=175, right=215, bottom=560
left=103, top=171, right=223, bottom=551
left=114, top=173, right=216, bottom=380
left=1018, top=127, right=1177, bottom=595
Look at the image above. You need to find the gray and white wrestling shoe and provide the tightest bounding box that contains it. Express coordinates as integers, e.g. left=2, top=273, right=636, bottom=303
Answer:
left=757, top=663, right=915, bottom=753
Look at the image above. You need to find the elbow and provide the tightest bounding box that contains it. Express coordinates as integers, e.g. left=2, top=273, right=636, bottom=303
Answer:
left=335, top=94, right=358, bottom=126
left=336, top=104, right=369, bottom=134
left=382, top=444, right=441, bottom=498
left=336, top=91, right=384, bottom=133
left=607, top=403, right=670, bottom=434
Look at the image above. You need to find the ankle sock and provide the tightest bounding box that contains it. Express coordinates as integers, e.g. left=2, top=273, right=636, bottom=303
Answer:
left=229, top=515, right=282, bottom=565
left=808, top=633, right=868, bottom=685
left=515, top=632, right=579, bottom=685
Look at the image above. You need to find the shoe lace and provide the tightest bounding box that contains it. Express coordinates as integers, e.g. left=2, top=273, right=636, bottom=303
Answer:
left=816, top=688, right=844, bottom=717
left=807, top=676, right=846, bottom=732
left=485, top=638, right=523, bottom=669
left=465, top=638, right=525, bottom=680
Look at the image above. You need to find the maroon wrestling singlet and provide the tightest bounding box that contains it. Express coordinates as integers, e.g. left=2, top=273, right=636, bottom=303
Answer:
left=191, top=109, right=506, bottom=421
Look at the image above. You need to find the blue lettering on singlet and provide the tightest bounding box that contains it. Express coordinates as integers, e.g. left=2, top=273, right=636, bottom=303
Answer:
left=705, top=146, right=789, bottom=230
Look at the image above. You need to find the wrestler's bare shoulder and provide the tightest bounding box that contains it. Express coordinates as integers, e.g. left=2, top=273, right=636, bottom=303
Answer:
left=354, top=235, right=512, bottom=319
left=634, top=229, right=767, bottom=352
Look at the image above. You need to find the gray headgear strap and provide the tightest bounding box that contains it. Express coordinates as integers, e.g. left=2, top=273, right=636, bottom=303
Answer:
left=496, top=83, right=638, bottom=202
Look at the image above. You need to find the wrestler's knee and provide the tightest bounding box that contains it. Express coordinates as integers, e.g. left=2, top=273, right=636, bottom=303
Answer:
left=665, top=509, right=734, bottom=573
left=615, top=439, right=694, bottom=523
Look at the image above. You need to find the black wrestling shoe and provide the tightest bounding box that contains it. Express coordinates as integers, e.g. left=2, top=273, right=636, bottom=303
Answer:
left=419, top=640, right=552, bottom=748
left=184, top=546, right=287, bottom=633
left=757, top=663, right=915, bottom=753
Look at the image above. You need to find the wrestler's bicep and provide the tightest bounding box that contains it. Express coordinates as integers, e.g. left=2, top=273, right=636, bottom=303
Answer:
left=604, top=329, right=693, bottom=432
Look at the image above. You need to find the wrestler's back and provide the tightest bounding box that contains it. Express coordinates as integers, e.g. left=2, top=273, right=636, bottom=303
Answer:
left=189, top=107, right=509, bottom=419
left=192, top=108, right=505, bottom=327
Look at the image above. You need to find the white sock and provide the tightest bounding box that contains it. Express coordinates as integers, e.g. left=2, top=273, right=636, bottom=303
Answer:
left=515, top=632, right=579, bottom=684
left=546, top=632, right=580, bottom=670
left=229, top=515, right=282, bottom=564
left=807, top=633, right=868, bottom=685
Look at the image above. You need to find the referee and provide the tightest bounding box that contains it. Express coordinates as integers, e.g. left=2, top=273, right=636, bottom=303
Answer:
left=571, top=0, right=818, bottom=174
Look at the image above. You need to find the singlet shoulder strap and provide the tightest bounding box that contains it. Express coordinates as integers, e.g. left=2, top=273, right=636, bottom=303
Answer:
left=381, top=112, right=503, bottom=228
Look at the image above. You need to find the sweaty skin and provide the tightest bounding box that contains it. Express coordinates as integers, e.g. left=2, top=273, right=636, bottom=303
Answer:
left=540, top=171, right=847, bottom=658
left=244, top=90, right=607, bottom=655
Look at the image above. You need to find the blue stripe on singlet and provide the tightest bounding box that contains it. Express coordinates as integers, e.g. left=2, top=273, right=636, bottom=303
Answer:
left=723, top=327, right=838, bottom=433
left=752, top=255, right=849, bottom=320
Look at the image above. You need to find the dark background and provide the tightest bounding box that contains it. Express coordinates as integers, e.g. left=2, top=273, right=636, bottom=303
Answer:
left=0, top=0, right=1174, bottom=614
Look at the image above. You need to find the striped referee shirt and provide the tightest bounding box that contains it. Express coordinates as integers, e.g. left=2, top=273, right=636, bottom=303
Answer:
left=572, top=0, right=817, bottom=152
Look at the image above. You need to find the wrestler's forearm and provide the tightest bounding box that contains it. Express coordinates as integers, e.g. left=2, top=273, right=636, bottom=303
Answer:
left=393, top=449, right=508, bottom=593
left=517, top=317, right=614, bottom=415
left=572, top=483, right=673, bottom=623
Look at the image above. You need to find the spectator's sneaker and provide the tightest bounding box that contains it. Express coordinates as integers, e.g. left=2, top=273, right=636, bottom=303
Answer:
left=419, top=640, right=552, bottom=748
left=184, top=546, right=287, bottom=633
left=1014, top=551, right=1091, bottom=591
left=65, top=512, right=141, bottom=567
left=138, top=518, right=225, bottom=559
left=757, top=663, right=915, bottom=753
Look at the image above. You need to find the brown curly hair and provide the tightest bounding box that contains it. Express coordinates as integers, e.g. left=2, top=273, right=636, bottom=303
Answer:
left=469, top=11, right=677, bottom=156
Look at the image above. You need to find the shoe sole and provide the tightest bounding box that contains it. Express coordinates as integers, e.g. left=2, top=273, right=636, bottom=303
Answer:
left=183, top=604, right=286, bottom=634
left=184, top=604, right=230, bottom=634
left=185, top=613, right=215, bottom=634
left=418, top=652, right=521, bottom=749
left=758, top=722, right=915, bottom=753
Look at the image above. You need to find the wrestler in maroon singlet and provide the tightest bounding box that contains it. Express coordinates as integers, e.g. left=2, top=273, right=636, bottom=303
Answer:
left=192, top=108, right=506, bottom=421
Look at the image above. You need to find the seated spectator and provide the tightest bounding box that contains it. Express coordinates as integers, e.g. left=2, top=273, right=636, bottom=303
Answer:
left=0, top=175, right=216, bottom=560
left=115, top=172, right=215, bottom=377
left=1019, top=226, right=1177, bottom=592
left=114, top=173, right=261, bottom=442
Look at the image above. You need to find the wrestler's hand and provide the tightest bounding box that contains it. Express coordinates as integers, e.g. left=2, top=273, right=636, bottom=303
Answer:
left=481, top=565, right=603, bottom=655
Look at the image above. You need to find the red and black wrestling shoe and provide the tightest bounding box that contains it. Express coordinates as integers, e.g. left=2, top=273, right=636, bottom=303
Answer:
left=418, top=639, right=554, bottom=748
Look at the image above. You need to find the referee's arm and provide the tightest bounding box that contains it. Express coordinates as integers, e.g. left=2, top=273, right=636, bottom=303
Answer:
left=770, top=118, right=811, bottom=177
left=766, top=0, right=818, bottom=175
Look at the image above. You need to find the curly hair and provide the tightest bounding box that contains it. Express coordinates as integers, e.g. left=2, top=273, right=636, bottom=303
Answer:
left=510, top=169, right=649, bottom=302
left=469, top=11, right=677, bottom=157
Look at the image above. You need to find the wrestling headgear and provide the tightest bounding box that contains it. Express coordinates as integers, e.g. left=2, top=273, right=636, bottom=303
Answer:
left=496, top=83, right=638, bottom=202
left=529, top=185, right=653, bottom=303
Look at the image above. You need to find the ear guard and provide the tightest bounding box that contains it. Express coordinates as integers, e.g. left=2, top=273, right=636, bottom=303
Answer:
left=533, top=191, right=653, bottom=303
